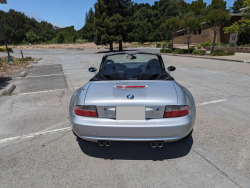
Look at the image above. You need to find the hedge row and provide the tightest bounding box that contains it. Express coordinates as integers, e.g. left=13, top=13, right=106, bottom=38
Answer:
left=211, top=51, right=235, bottom=56
left=0, top=47, right=13, bottom=52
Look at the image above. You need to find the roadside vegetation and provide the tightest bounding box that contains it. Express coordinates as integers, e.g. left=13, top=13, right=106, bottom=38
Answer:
left=0, top=57, right=34, bottom=78
left=0, top=0, right=249, bottom=52
left=0, top=47, right=13, bottom=52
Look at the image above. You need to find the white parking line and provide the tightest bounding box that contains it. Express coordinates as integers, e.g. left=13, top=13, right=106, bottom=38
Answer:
left=16, top=74, right=64, bottom=78
left=17, top=87, right=80, bottom=95
left=196, top=99, right=227, bottom=106
left=0, top=127, right=71, bottom=144
left=0, top=99, right=227, bottom=144
left=17, top=89, right=67, bottom=95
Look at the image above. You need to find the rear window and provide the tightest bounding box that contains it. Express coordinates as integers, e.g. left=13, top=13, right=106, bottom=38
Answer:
left=100, top=53, right=163, bottom=80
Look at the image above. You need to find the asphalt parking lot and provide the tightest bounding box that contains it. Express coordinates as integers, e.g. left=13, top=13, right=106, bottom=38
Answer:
left=0, top=48, right=250, bottom=187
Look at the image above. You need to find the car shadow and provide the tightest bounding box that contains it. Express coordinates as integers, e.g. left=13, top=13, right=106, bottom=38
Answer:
left=76, top=136, right=193, bottom=160
left=0, top=77, right=12, bottom=90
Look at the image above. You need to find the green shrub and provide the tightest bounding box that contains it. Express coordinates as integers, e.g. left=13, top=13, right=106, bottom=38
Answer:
left=190, top=46, right=196, bottom=51
left=237, top=31, right=250, bottom=46
left=179, top=49, right=186, bottom=54
left=211, top=50, right=226, bottom=56
left=199, top=50, right=206, bottom=55
left=225, top=51, right=235, bottom=55
left=0, top=47, right=13, bottom=52
left=219, top=43, right=227, bottom=47
left=162, top=43, right=167, bottom=48
left=160, top=49, right=165, bottom=53
left=164, top=49, right=172, bottom=53
left=156, top=43, right=161, bottom=48
left=238, top=44, right=250, bottom=47
left=191, top=50, right=199, bottom=55
left=214, top=43, right=218, bottom=46
left=174, top=49, right=180, bottom=53
left=167, top=42, right=172, bottom=48
left=229, top=44, right=236, bottom=47
left=200, top=40, right=212, bottom=47
left=192, top=50, right=206, bottom=55
left=197, top=46, right=202, bottom=49
left=160, top=48, right=172, bottom=53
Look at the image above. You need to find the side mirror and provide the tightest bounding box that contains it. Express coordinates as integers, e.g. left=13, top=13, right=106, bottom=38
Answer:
left=88, top=67, right=97, bottom=73
left=167, top=66, right=176, bottom=72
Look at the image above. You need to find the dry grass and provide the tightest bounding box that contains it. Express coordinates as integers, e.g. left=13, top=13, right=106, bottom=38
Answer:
left=10, top=42, right=158, bottom=50
left=0, top=56, right=34, bottom=78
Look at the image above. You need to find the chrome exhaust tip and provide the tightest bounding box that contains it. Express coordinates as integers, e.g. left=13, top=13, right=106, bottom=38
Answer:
left=97, top=140, right=105, bottom=146
left=151, top=142, right=157, bottom=148
left=105, top=141, right=111, bottom=147
left=157, top=142, right=164, bottom=148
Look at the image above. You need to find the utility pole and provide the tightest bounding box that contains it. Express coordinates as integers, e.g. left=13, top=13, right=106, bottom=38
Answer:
left=0, top=0, right=13, bottom=62
left=0, top=21, right=13, bottom=62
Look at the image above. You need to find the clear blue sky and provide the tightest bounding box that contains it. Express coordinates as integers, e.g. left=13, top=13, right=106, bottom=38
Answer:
left=0, top=0, right=235, bottom=30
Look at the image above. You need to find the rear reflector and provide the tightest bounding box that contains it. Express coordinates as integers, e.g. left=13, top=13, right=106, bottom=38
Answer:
left=116, top=85, right=146, bottom=88
left=74, top=105, right=98, bottom=117
left=163, top=105, right=189, bottom=118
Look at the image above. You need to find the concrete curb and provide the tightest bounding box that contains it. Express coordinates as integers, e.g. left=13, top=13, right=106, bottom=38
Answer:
left=2, top=84, right=16, bottom=95
left=160, top=53, right=249, bottom=63
left=26, top=65, right=33, bottom=69
left=19, top=71, right=27, bottom=77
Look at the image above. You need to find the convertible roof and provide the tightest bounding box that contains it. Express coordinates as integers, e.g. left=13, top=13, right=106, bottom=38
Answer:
left=103, top=51, right=161, bottom=57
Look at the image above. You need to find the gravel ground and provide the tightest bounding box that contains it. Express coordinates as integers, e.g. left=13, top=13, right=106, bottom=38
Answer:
left=0, top=48, right=250, bottom=187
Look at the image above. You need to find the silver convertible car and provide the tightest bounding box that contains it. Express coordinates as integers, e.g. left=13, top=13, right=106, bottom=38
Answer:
left=69, top=52, right=196, bottom=148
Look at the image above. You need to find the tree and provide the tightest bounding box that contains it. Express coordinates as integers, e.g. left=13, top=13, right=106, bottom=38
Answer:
left=190, top=0, right=207, bottom=16
left=224, top=18, right=250, bottom=45
left=132, top=7, right=154, bottom=44
left=79, top=8, right=95, bottom=41
left=243, top=0, right=250, bottom=17
left=161, top=17, right=182, bottom=51
left=182, top=15, right=202, bottom=53
left=93, top=0, right=132, bottom=51
left=208, top=0, right=227, bottom=10
left=56, top=26, right=77, bottom=43
left=0, top=9, right=57, bottom=45
left=230, top=0, right=244, bottom=13
left=224, top=18, right=250, bottom=33
left=26, top=30, right=39, bottom=43
left=57, top=33, right=64, bottom=43
left=204, top=9, right=230, bottom=53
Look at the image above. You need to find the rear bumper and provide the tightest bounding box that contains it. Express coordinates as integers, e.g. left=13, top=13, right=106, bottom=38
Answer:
left=71, top=106, right=195, bottom=142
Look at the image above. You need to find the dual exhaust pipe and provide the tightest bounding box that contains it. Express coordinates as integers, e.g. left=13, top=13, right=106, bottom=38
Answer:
left=97, top=140, right=163, bottom=148
left=97, top=140, right=111, bottom=147
left=150, top=141, right=164, bottom=148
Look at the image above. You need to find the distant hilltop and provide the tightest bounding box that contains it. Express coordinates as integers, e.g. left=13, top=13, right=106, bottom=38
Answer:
left=52, top=25, right=61, bottom=30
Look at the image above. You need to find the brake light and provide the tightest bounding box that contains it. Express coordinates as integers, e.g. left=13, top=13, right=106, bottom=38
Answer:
left=163, top=105, right=189, bottom=118
left=74, top=105, right=98, bottom=117
left=116, top=85, right=146, bottom=88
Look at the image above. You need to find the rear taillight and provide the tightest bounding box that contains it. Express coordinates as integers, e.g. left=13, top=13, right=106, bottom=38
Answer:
left=74, top=105, right=98, bottom=117
left=163, top=105, right=189, bottom=118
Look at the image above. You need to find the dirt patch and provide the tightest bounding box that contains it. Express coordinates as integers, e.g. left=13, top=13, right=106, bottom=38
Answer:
left=10, top=42, right=157, bottom=50
left=0, top=56, right=35, bottom=78
left=12, top=42, right=131, bottom=50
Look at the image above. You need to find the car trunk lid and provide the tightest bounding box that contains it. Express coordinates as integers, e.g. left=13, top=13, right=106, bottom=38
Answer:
left=81, top=81, right=177, bottom=119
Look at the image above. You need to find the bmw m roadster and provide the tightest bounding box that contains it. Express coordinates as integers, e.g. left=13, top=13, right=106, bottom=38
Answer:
left=69, top=52, right=196, bottom=147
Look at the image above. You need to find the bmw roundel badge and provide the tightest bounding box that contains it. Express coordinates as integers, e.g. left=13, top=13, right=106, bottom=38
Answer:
left=127, top=94, right=134, bottom=99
